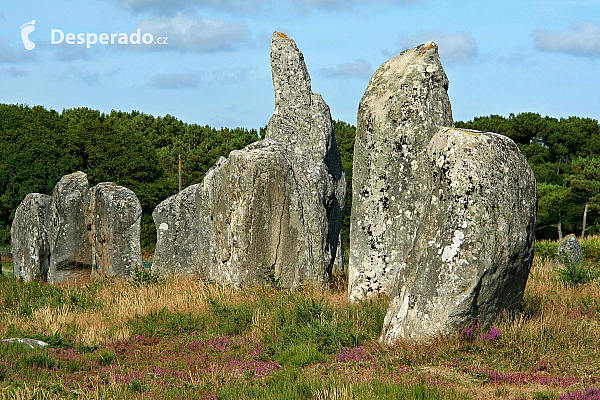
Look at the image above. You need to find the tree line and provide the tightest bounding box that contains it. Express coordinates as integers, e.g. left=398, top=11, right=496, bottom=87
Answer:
left=0, top=105, right=598, bottom=250
left=0, top=104, right=259, bottom=248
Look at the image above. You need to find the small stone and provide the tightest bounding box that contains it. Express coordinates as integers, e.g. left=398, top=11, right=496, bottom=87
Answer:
left=556, top=234, right=583, bottom=265
left=2, top=338, right=49, bottom=348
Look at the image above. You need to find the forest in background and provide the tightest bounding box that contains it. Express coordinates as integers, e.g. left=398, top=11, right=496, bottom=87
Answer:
left=0, top=104, right=598, bottom=250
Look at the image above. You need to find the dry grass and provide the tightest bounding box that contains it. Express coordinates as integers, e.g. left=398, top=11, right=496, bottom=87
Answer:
left=1, top=275, right=357, bottom=347
left=1, top=255, right=599, bottom=399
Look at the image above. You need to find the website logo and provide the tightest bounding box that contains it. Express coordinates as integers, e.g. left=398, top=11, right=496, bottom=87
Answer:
left=20, top=20, right=36, bottom=50
left=18, top=20, right=168, bottom=50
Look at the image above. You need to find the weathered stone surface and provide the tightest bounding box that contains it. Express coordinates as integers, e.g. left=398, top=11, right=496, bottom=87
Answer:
left=349, top=42, right=537, bottom=343
left=557, top=234, right=583, bottom=265
left=2, top=338, right=49, bottom=348
left=349, top=42, right=453, bottom=300
left=381, top=127, right=537, bottom=344
left=153, top=32, right=345, bottom=287
left=11, top=193, right=51, bottom=282
left=47, top=171, right=93, bottom=284
left=88, top=182, right=142, bottom=278
left=263, top=32, right=346, bottom=286
left=12, top=172, right=144, bottom=284
left=195, top=141, right=298, bottom=285
left=152, top=182, right=203, bottom=277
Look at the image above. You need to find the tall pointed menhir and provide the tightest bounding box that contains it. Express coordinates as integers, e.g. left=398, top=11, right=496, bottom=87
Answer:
left=152, top=32, right=346, bottom=287
left=349, top=42, right=453, bottom=301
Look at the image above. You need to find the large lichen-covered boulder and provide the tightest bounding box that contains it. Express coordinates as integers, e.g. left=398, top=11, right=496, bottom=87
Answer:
left=87, top=182, right=143, bottom=278
left=152, top=32, right=345, bottom=287
left=11, top=193, right=51, bottom=282
left=556, top=234, right=583, bottom=265
left=350, top=42, right=537, bottom=343
left=349, top=42, right=453, bottom=300
left=381, top=127, right=537, bottom=344
left=47, top=171, right=93, bottom=284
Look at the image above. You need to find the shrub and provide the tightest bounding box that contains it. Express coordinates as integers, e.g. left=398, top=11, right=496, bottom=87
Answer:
left=207, top=296, right=255, bottom=335
left=96, top=349, right=116, bottom=366
left=535, top=240, right=559, bottom=260
left=582, top=237, right=600, bottom=263
left=128, top=308, right=202, bottom=338
left=556, top=254, right=599, bottom=286
left=277, top=344, right=324, bottom=368
left=131, top=265, right=164, bottom=287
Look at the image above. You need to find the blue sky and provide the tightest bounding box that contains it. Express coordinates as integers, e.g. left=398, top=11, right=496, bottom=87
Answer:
left=0, top=0, right=599, bottom=129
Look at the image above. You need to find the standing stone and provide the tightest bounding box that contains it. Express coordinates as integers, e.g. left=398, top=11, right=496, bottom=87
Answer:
left=381, top=127, right=537, bottom=344
left=152, top=32, right=345, bottom=288
left=11, top=193, right=51, bottom=282
left=349, top=42, right=453, bottom=300
left=47, top=171, right=92, bottom=284
left=195, top=141, right=300, bottom=285
left=88, top=182, right=143, bottom=278
left=152, top=183, right=204, bottom=277
left=263, top=32, right=346, bottom=286
left=350, top=41, right=537, bottom=343
left=556, top=234, right=583, bottom=265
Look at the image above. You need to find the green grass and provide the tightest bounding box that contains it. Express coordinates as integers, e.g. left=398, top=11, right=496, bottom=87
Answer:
left=1, top=261, right=12, bottom=276
left=1, top=251, right=600, bottom=399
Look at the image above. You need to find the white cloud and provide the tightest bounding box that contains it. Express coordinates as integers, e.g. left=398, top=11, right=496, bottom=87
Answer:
left=532, top=20, right=600, bottom=58
left=291, top=0, right=421, bottom=12
left=210, top=114, right=241, bottom=127
left=318, top=58, right=373, bottom=79
left=391, top=30, right=478, bottom=64
left=138, top=14, right=251, bottom=52
left=211, top=67, right=251, bottom=83
left=108, top=0, right=421, bottom=14
left=150, top=72, right=200, bottom=89
left=62, top=68, right=120, bottom=87
left=110, top=0, right=267, bottom=15
left=0, top=37, right=38, bottom=63
left=3, top=67, right=29, bottom=77
left=54, top=44, right=93, bottom=62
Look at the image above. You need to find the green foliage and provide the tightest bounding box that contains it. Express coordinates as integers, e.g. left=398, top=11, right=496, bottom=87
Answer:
left=0, top=274, right=97, bottom=318
left=96, top=349, right=116, bottom=366
left=277, top=344, right=324, bottom=368
left=333, top=120, right=356, bottom=253
left=131, top=265, right=164, bottom=287
left=129, top=380, right=146, bottom=393
left=0, top=105, right=259, bottom=248
left=537, top=183, right=572, bottom=238
left=207, top=296, right=254, bottom=335
left=534, top=240, right=559, bottom=260
left=581, top=236, right=600, bottom=262
left=216, top=378, right=469, bottom=400
left=532, top=391, right=555, bottom=400
left=272, top=294, right=387, bottom=354
left=128, top=308, right=203, bottom=338
left=555, top=254, right=599, bottom=286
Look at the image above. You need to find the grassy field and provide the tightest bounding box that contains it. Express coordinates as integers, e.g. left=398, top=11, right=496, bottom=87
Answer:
left=1, top=239, right=600, bottom=399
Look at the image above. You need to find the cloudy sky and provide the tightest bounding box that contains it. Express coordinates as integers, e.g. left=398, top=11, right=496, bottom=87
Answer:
left=0, top=0, right=599, bottom=128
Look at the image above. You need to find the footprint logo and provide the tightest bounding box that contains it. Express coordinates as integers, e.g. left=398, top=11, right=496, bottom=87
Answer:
left=20, top=20, right=36, bottom=51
